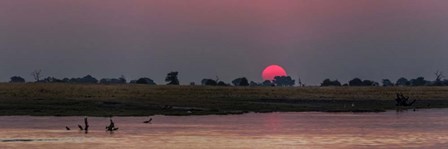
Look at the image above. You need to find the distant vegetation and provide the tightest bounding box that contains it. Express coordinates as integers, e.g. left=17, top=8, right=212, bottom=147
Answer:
left=321, top=71, right=448, bottom=87
left=3, top=69, right=448, bottom=116
left=6, top=70, right=448, bottom=87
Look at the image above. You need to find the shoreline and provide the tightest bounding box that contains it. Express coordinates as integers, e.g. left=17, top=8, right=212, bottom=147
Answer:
left=0, top=108, right=444, bottom=118
left=1, top=84, right=448, bottom=116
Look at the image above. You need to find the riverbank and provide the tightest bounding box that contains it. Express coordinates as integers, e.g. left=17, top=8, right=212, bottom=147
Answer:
left=0, top=83, right=448, bottom=116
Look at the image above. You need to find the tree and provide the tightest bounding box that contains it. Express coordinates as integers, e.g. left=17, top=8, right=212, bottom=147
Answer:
left=443, top=79, right=448, bottom=86
left=273, top=76, right=295, bottom=87
left=410, top=77, right=427, bottom=86
left=217, top=81, right=229, bottom=86
left=202, top=79, right=217, bottom=86
left=10, top=76, right=25, bottom=83
left=362, top=80, right=376, bottom=86
left=100, top=76, right=127, bottom=84
left=31, top=70, right=42, bottom=82
left=396, top=77, right=410, bottom=86
left=135, top=78, right=156, bottom=85
left=62, top=78, right=70, bottom=83
left=42, top=77, right=64, bottom=83
left=165, top=72, right=179, bottom=85
left=382, top=79, right=394, bottom=87
left=349, top=78, right=363, bottom=86
left=119, top=75, right=127, bottom=84
left=249, top=81, right=259, bottom=87
left=261, top=80, right=274, bottom=87
left=297, top=77, right=303, bottom=87
left=79, top=75, right=98, bottom=84
left=320, top=79, right=341, bottom=87
left=232, top=77, right=249, bottom=86
left=433, top=71, right=445, bottom=86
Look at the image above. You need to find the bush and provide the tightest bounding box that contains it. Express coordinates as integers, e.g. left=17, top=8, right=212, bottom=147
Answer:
left=349, top=78, right=363, bottom=86
left=273, top=76, right=295, bottom=87
left=232, top=77, right=249, bottom=86
left=10, top=76, right=25, bottom=83
left=321, top=79, right=341, bottom=86
left=202, top=79, right=217, bottom=86
left=135, top=78, right=156, bottom=85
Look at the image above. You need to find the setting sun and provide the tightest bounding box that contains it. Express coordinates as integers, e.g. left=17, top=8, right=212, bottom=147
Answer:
left=262, top=65, right=287, bottom=81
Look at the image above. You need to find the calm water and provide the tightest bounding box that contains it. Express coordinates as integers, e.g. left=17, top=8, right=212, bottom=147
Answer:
left=1, top=109, right=448, bottom=149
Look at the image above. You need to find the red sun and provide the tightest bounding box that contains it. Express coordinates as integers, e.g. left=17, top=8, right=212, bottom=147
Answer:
left=262, top=65, right=287, bottom=81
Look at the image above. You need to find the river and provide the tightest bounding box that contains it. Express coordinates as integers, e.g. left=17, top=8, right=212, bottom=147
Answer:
left=1, top=109, right=448, bottom=149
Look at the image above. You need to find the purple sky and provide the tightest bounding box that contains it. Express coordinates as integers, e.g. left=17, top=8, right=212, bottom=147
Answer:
left=1, top=0, right=448, bottom=85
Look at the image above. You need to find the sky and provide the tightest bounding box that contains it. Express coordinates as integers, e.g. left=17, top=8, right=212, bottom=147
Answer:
left=1, top=0, right=448, bottom=85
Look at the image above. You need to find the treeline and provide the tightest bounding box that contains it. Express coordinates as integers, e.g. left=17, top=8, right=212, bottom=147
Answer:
left=8, top=70, right=296, bottom=87
left=9, top=70, right=172, bottom=85
left=8, top=70, right=448, bottom=87
left=321, top=71, right=448, bottom=87
left=200, top=76, right=295, bottom=87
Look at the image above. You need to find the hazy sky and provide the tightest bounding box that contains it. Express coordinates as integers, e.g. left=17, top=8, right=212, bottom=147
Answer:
left=1, top=0, right=448, bottom=85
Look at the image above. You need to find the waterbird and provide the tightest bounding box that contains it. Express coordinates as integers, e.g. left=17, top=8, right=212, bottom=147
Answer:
left=84, top=117, right=89, bottom=134
left=78, top=125, right=84, bottom=131
left=106, top=118, right=119, bottom=132
left=143, top=117, right=153, bottom=124
left=65, top=126, right=70, bottom=130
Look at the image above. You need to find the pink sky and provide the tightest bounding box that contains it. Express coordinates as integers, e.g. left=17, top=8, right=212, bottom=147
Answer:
left=0, top=0, right=447, bottom=84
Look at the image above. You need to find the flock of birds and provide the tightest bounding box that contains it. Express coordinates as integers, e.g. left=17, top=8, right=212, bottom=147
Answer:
left=65, top=116, right=153, bottom=133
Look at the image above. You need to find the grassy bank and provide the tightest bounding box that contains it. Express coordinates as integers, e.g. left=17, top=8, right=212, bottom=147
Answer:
left=0, top=83, right=448, bottom=116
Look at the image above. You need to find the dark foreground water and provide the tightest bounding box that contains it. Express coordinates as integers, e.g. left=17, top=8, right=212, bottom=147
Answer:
left=1, top=109, right=448, bottom=149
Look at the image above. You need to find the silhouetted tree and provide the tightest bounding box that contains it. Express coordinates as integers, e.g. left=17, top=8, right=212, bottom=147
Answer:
left=217, top=81, right=229, bottom=86
left=165, top=72, right=179, bottom=85
left=249, top=81, right=259, bottom=87
left=433, top=71, right=445, bottom=86
left=134, top=78, right=156, bottom=85
left=320, top=79, right=341, bottom=86
left=202, top=79, right=217, bottom=86
left=349, top=78, right=363, bottom=86
left=273, top=76, right=295, bottom=87
left=362, top=80, right=377, bottom=86
left=443, top=79, right=448, bottom=86
left=410, top=77, right=427, bottom=86
left=64, top=75, right=98, bottom=83
left=396, top=77, right=410, bottom=86
left=41, top=77, right=64, bottom=83
left=261, top=80, right=274, bottom=87
left=31, top=70, right=42, bottom=82
left=62, top=78, right=70, bottom=83
left=9, top=76, right=25, bottom=83
left=119, top=75, right=126, bottom=84
left=232, top=77, right=249, bottom=86
left=297, top=77, right=303, bottom=87
left=100, top=76, right=127, bottom=84
left=79, top=75, right=98, bottom=84
left=382, top=79, right=394, bottom=87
